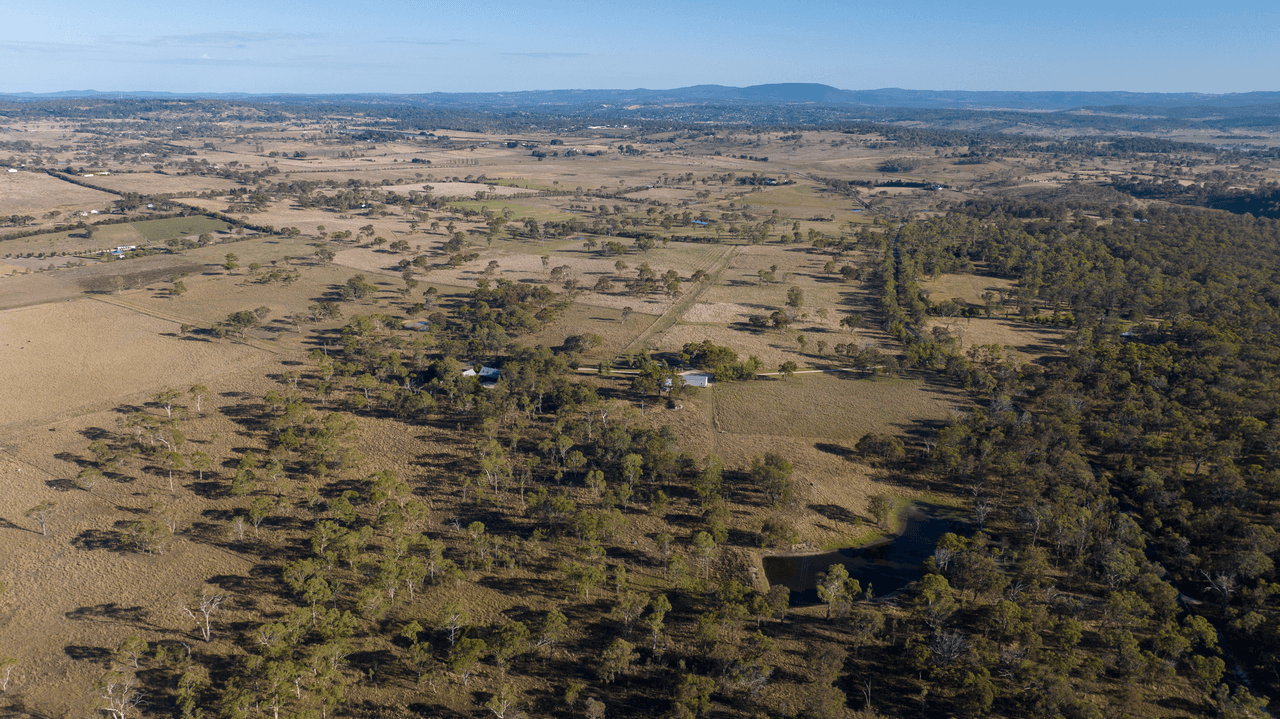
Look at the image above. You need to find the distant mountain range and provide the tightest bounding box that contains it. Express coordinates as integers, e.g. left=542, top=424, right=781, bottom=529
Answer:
left=3, top=83, right=1279, bottom=113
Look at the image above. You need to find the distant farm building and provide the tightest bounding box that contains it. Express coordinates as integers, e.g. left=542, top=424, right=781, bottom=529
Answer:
left=463, top=365, right=502, bottom=387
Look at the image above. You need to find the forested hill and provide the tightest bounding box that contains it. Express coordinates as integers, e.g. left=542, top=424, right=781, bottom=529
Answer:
left=874, top=202, right=1280, bottom=714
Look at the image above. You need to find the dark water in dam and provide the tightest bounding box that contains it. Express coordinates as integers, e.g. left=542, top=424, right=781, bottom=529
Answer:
left=761, top=503, right=963, bottom=605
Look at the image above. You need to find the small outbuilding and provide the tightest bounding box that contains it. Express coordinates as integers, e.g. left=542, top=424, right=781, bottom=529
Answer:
left=680, top=372, right=711, bottom=388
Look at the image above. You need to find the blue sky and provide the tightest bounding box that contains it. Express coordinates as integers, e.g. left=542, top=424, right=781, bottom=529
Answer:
left=1, top=1, right=1277, bottom=94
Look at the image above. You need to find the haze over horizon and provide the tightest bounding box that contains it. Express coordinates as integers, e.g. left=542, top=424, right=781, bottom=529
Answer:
left=2, top=0, right=1278, bottom=96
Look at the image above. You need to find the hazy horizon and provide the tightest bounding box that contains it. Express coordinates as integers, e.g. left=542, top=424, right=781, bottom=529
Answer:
left=2, top=84, right=1276, bottom=98
left=2, top=0, right=1277, bottom=95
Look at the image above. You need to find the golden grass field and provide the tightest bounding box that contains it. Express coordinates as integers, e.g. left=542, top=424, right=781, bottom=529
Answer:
left=0, top=299, right=273, bottom=428
left=78, top=172, right=245, bottom=195
left=919, top=271, right=1016, bottom=304
left=0, top=171, right=117, bottom=217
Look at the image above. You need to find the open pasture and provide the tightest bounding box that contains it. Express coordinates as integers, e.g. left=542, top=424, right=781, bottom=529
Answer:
left=926, top=316, right=1067, bottom=362
left=0, top=299, right=270, bottom=428
left=79, top=172, right=245, bottom=195
left=702, top=243, right=867, bottom=316
left=0, top=170, right=117, bottom=217
left=746, top=182, right=861, bottom=218
left=713, top=372, right=961, bottom=441
left=386, top=181, right=536, bottom=198
left=920, top=271, right=1016, bottom=305
left=0, top=216, right=231, bottom=260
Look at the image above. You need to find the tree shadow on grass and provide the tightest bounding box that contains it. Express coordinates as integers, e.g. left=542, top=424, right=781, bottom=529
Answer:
left=65, top=603, right=156, bottom=629
left=0, top=516, right=39, bottom=534
left=54, top=451, right=92, bottom=468
left=814, top=442, right=857, bottom=462
left=0, top=696, right=57, bottom=719
left=71, top=528, right=124, bottom=552
left=407, top=702, right=466, bottom=719
left=189, top=479, right=224, bottom=499
left=808, top=503, right=863, bottom=526
left=77, top=426, right=115, bottom=442
left=64, top=645, right=113, bottom=667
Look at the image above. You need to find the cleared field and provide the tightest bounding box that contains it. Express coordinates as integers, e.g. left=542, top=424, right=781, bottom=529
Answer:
left=386, top=181, right=534, bottom=198
left=0, top=171, right=117, bottom=216
left=0, top=299, right=270, bottom=428
left=713, top=372, right=962, bottom=440
left=654, top=321, right=864, bottom=368
left=443, top=199, right=576, bottom=222
left=625, top=186, right=701, bottom=202
left=642, top=371, right=964, bottom=548
left=1, top=226, right=130, bottom=258
left=703, top=243, right=867, bottom=315
left=523, top=302, right=658, bottom=357
left=925, top=316, right=1066, bottom=362
left=747, top=182, right=858, bottom=217
left=0, top=216, right=231, bottom=260
left=334, top=240, right=730, bottom=315
left=120, top=261, right=374, bottom=331
left=920, top=271, right=1016, bottom=304
left=131, top=215, right=231, bottom=242
left=79, top=172, right=244, bottom=195
left=0, top=253, right=208, bottom=310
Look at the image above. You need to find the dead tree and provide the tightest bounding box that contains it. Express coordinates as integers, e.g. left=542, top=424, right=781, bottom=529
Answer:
left=183, top=591, right=226, bottom=642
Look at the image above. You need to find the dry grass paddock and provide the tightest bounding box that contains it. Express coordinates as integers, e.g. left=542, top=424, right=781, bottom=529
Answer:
left=0, top=171, right=116, bottom=218
left=919, top=272, right=1016, bottom=304
left=0, top=299, right=272, bottom=428
left=79, top=173, right=244, bottom=195
left=703, top=244, right=869, bottom=316
left=711, top=372, right=962, bottom=441
left=521, top=303, right=659, bottom=357
left=333, top=240, right=730, bottom=317
left=385, top=181, right=534, bottom=198
left=0, top=216, right=230, bottom=261
left=924, top=316, right=1067, bottom=362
